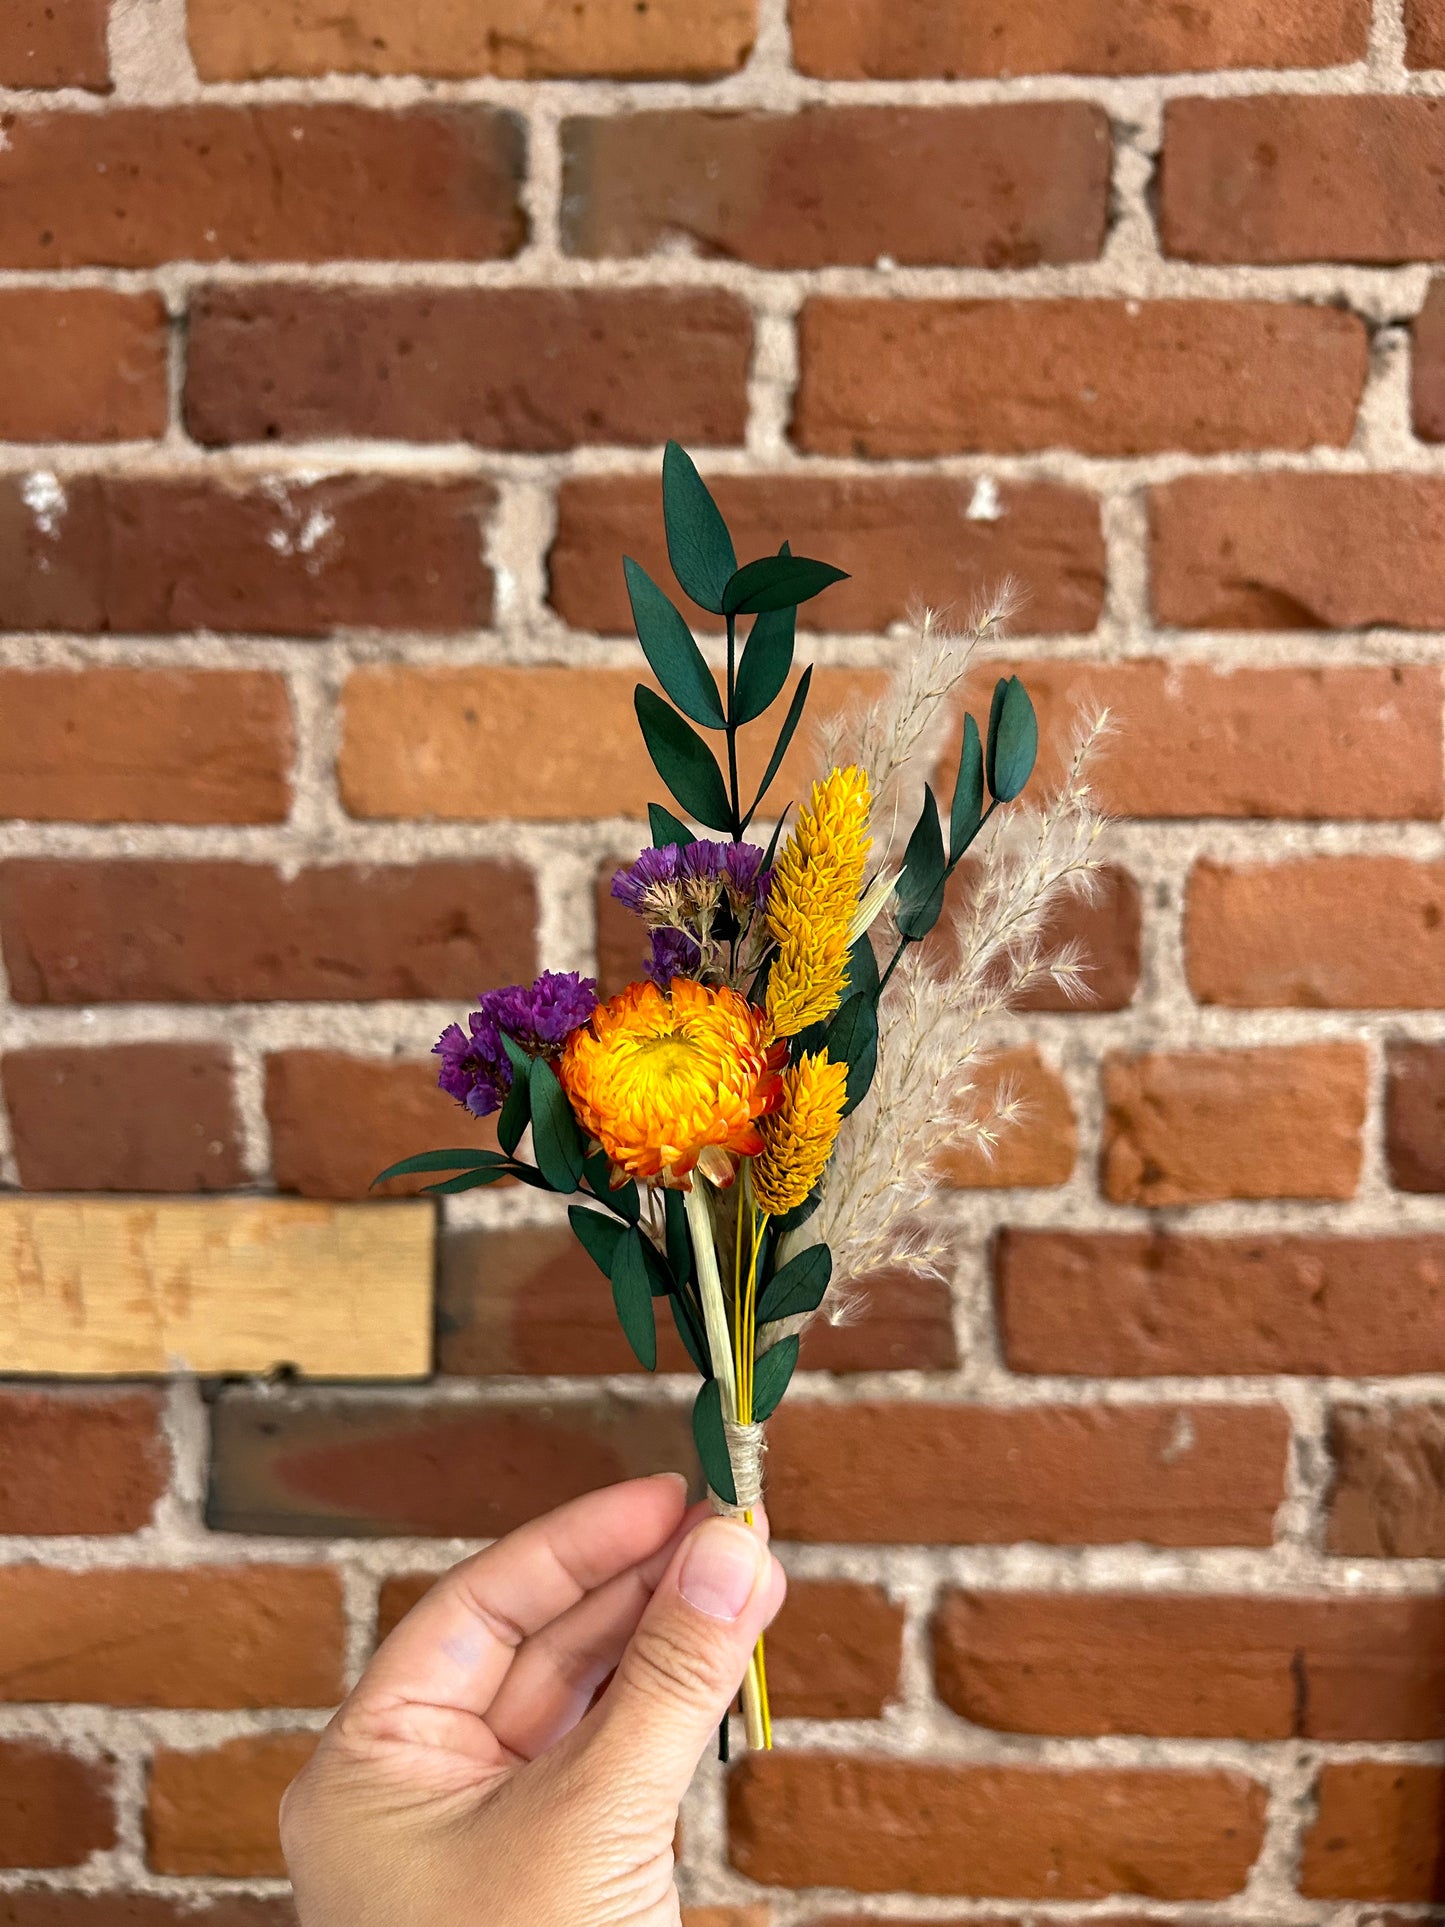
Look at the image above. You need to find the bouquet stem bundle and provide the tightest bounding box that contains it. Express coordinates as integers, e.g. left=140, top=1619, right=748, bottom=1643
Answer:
left=377, top=444, right=1108, bottom=1754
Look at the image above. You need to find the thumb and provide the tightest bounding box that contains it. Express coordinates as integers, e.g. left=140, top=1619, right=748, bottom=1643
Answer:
left=579, top=1514, right=785, bottom=1805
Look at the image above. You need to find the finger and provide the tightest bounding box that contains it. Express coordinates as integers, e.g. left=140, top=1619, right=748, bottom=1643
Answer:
left=358, top=1473, right=689, bottom=1721
left=486, top=1498, right=713, bottom=1758
left=576, top=1515, right=787, bottom=1809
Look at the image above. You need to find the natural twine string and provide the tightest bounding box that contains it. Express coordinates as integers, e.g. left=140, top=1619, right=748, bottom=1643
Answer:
left=710, top=1417, right=766, bottom=1518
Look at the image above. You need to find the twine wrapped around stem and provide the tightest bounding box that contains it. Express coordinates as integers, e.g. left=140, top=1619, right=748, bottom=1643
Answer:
left=712, top=1417, right=765, bottom=1518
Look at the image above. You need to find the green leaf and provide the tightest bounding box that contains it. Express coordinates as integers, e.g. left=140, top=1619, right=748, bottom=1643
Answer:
left=844, top=931, right=880, bottom=1005
left=582, top=1150, right=640, bottom=1222
left=743, top=665, right=812, bottom=827
left=664, top=1187, right=691, bottom=1289
left=693, top=1377, right=736, bottom=1505
left=733, top=545, right=796, bottom=724
left=569, top=1204, right=627, bottom=1280
left=895, top=784, right=949, bottom=941
left=751, top=1335, right=799, bottom=1422
left=624, top=556, right=725, bottom=729
left=371, top=1147, right=508, bottom=1186
left=635, top=685, right=733, bottom=832
left=950, top=711, right=985, bottom=861
left=670, top=1292, right=708, bottom=1375
left=721, top=554, right=848, bottom=616
left=610, top=1227, right=658, bottom=1371
left=988, top=675, right=1038, bottom=803
left=528, top=1056, right=585, bottom=1193
left=662, top=441, right=736, bottom=614
left=422, top=1165, right=518, bottom=1194
left=648, top=803, right=692, bottom=849
left=757, top=1242, right=832, bottom=1324
left=771, top=1186, right=821, bottom=1235
left=497, top=1034, right=532, bottom=1157
left=825, top=992, right=879, bottom=1116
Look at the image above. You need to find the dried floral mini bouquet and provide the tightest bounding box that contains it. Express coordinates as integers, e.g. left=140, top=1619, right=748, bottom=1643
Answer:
left=377, top=443, right=1107, bottom=1753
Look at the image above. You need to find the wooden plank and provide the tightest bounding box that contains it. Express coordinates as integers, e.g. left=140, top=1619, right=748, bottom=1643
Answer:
left=0, top=1196, right=433, bottom=1378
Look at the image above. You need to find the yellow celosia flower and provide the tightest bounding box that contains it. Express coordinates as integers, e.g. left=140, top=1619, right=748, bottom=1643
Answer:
left=766, top=764, right=872, bottom=1038
left=559, top=976, right=787, bottom=1188
left=751, top=1050, right=848, bottom=1216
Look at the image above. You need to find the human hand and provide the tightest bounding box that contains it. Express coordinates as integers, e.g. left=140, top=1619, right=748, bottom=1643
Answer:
left=280, top=1473, right=786, bottom=1926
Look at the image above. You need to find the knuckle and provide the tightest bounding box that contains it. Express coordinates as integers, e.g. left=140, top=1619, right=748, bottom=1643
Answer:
left=623, top=1616, right=741, bottom=1710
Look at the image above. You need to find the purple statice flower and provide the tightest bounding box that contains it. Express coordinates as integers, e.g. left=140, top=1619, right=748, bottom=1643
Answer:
left=434, top=970, right=597, bottom=1117
left=645, top=926, right=703, bottom=988
left=611, top=839, right=769, bottom=925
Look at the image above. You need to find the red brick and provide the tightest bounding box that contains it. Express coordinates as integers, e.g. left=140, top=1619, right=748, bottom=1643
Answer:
left=207, top=1389, right=695, bottom=1536
left=764, top=1401, right=1288, bottom=1547
left=1327, top=1404, right=1445, bottom=1558
left=0, top=1901, right=296, bottom=1927
left=998, top=1232, right=1445, bottom=1378
left=1386, top=1043, right=1445, bottom=1190
left=0, top=1566, right=343, bottom=1706
left=147, top=1732, right=317, bottom=1876
left=729, top=1755, right=1266, bottom=1897
left=0, top=1388, right=169, bottom=1533
left=792, top=0, right=1367, bottom=75
left=1408, top=0, right=1445, bottom=65
left=1301, top=1763, right=1445, bottom=1900
left=0, top=858, right=535, bottom=1004
left=0, top=291, right=165, bottom=441
left=939, top=1046, right=1076, bottom=1188
left=562, top=105, right=1109, bottom=267
left=552, top=474, right=1105, bottom=635
left=439, top=1223, right=958, bottom=1376
left=1153, top=473, right=1445, bottom=630
left=1161, top=96, right=1445, bottom=264
left=340, top=664, right=881, bottom=823
left=1411, top=278, right=1445, bottom=438
left=4, top=1043, right=245, bottom=1191
left=187, top=286, right=750, bottom=450
left=1101, top=1044, right=1367, bottom=1205
left=266, top=1050, right=488, bottom=1201
left=796, top=299, right=1366, bottom=457
left=0, top=1741, right=115, bottom=1868
left=0, top=668, right=292, bottom=823
left=189, top=0, right=755, bottom=78
left=0, top=107, right=524, bottom=268
left=0, top=472, right=493, bottom=637
left=1187, top=857, right=1445, bottom=1008
left=681, top=1914, right=769, bottom=1927
left=0, top=2, right=109, bottom=87
left=944, top=659, right=1440, bottom=819
left=934, top=1592, right=1445, bottom=1740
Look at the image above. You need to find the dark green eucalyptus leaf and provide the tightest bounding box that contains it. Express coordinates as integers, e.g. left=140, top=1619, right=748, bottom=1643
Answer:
left=733, top=543, right=796, bottom=724
left=497, top=1034, right=532, bottom=1157
left=662, top=440, right=736, bottom=615
left=670, top=1292, right=708, bottom=1375
left=528, top=1055, right=585, bottom=1193
left=771, top=1185, right=821, bottom=1235
left=582, top=1150, right=640, bottom=1223
left=372, top=1147, right=508, bottom=1186
left=692, top=1377, right=736, bottom=1504
left=610, top=1227, right=657, bottom=1371
left=721, top=554, right=848, bottom=617
left=422, top=1165, right=519, bottom=1194
left=757, top=1242, right=832, bottom=1324
left=989, top=675, right=1039, bottom=803
left=950, top=710, right=985, bottom=861
left=743, top=666, right=812, bottom=827
left=624, top=556, right=725, bottom=729
left=635, top=686, right=733, bottom=832
left=791, top=1018, right=829, bottom=1061
left=985, top=677, right=1008, bottom=794
left=569, top=1204, right=627, bottom=1279
left=648, top=803, right=692, bottom=850
left=664, top=1188, right=691, bottom=1289
left=844, top=932, right=880, bottom=1005
left=825, top=992, right=879, bottom=1116
left=895, top=784, right=949, bottom=941
left=751, top=1334, right=799, bottom=1422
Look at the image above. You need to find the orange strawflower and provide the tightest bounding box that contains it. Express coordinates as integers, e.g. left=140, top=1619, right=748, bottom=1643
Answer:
left=560, top=976, right=787, bottom=1188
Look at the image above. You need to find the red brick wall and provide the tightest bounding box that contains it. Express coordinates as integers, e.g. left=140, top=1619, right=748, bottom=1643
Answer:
left=1, top=0, right=1444, bottom=1917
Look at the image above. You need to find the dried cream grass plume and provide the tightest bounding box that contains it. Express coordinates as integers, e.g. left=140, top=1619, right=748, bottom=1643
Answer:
left=800, top=616, right=1111, bottom=1306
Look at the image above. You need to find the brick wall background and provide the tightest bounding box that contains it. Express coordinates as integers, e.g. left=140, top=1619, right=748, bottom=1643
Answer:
left=3, top=0, right=1445, bottom=1918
